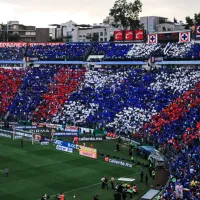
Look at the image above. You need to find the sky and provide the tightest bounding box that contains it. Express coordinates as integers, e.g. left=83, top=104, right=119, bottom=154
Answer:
left=0, top=0, right=199, bottom=27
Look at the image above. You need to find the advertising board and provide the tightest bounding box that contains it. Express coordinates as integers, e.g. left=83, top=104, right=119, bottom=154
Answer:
left=105, top=157, right=133, bottom=168
left=0, top=133, right=12, bottom=138
left=14, top=136, right=23, bottom=140
left=41, top=142, right=50, bottom=145
left=79, top=146, right=97, bottom=159
left=80, top=127, right=94, bottom=134
left=53, top=140, right=81, bottom=149
left=78, top=137, right=103, bottom=142
left=0, top=128, right=32, bottom=138
left=53, top=132, right=78, bottom=136
left=56, top=145, right=73, bottom=153
left=0, top=42, right=27, bottom=47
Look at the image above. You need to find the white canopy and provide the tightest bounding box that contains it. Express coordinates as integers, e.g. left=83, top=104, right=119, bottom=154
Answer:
left=118, top=178, right=135, bottom=182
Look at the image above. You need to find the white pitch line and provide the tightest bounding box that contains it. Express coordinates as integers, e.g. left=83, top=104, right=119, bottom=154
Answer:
left=36, top=172, right=139, bottom=200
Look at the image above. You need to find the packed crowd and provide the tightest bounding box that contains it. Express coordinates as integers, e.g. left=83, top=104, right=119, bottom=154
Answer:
left=0, top=42, right=200, bottom=61
left=33, top=66, right=86, bottom=121
left=0, top=46, right=26, bottom=61
left=0, top=68, right=26, bottom=117
left=140, top=83, right=200, bottom=199
left=0, top=49, right=199, bottom=199
left=26, top=43, right=91, bottom=61
left=8, top=66, right=59, bottom=120
left=52, top=67, right=200, bottom=132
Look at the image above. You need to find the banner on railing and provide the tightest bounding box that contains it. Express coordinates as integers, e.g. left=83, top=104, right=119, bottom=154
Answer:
left=0, top=42, right=27, bottom=47
left=28, top=42, right=65, bottom=46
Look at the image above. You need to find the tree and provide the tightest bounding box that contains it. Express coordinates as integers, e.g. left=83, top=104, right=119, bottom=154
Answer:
left=109, top=0, right=143, bottom=30
left=185, top=13, right=200, bottom=29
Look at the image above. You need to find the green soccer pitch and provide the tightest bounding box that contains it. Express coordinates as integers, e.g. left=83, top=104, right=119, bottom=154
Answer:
left=0, top=137, right=153, bottom=200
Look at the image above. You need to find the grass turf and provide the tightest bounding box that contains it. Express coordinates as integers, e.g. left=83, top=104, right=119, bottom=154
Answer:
left=0, top=137, right=153, bottom=200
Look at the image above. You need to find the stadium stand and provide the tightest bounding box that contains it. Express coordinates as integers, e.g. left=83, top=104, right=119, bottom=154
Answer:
left=26, top=43, right=91, bottom=61
left=8, top=66, right=59, bottom=120
left=33, top=65, right=86, bottom=122
left=0, top=46, right=26, bottom=61
left=0, top=41, right=199, bottom=199
left=0, top=42, right=199, bottom=61
left=53, top=67, right=200, bottom=131
left=0, top=68, right=26, bottom=117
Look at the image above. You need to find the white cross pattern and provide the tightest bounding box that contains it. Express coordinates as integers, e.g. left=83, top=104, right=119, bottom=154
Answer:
left=149, top=35, right=156, bottom=43
left=181, top=33, right=188, bottom=41
left=197, top=26, right=200, bottom=34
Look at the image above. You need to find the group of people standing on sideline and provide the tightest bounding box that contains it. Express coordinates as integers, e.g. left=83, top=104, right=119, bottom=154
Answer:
left=101, top=176, right=115, bottom=190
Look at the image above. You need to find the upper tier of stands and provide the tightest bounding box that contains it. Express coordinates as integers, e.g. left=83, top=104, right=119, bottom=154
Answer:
left=0, top=46, right=26, bottom=61
left=26, top=43, right=91, bottom=61
left=0, top=42, right=200, bottom=61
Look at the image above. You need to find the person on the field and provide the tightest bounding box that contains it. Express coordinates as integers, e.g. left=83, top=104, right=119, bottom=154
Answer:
left=104, top=177, right=109, bottom=190
left=152, top=170, right=155, bottom=180
left=145, top=174, right=149, bottom=185
left=129, top=148, right=132, bottom=157
left=21, top=139, right=24, bottom=148
left=4, top=168, right=9, bottom=177
left=101, top=176, right=105, bottom=189
left=122, top=190, right=127, bottom=200
left=116, top=143, right=119, bottom=151
left=140, top=170, right=144, bottom=182
left=111, top=176, right=115, bottom=190
left=59, top=192, right=65, bottom=200
left=93, top=194, right=99, bottom=200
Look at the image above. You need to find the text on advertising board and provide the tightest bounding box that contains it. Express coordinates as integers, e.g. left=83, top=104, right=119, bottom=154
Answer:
left=53, top=139, right=81, bottom=149
left=56, top=145, right=73, bottom=153
left=105, top=157, right=133, bottom=168
left=79, top=146, right=97, bottom=159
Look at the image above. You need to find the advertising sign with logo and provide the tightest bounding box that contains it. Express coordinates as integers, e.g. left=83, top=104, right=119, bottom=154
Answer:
left=135, top=30, right=144, bottom=40
left=26, top=57, right=39, bottom=62
left=14, top=136, right=23, bottom=140
left=28, top=43, right=65, bottom=46
left=56, top=145, right=73, bottom=153
left=114, top=31, right=123, bottom=41
left=148, top=34, right=158, bottom=44
left=125, top=30, right=134, bottom=41
left=65, top=126, right=78, bottom=132
left=179, top=32, right=191, bottom=43
left=41, top=141, right=50, bottom=145
left=38, top=123, right=62, bottom=129
left=105, top=157, right=133, bottom=168
left=78, top=137, right=103, bottom=142
left=15, top=126, right=37, bottom=129
left=195, top=25, right=200, bottom=40
left=53, top=132, right=78, bottom=136
left=79, top=146, right=97, bottom=159
left=53, top=140, right=81, bottom=149
left=0, top=42, right=27, bottom=47
left=0, top=128, right=32, bottom=138
left=0, top=133, right=12, bottom=138
left=27, top=129, right=50, bottom=133
left=80, top=127, right=94, bottom=134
